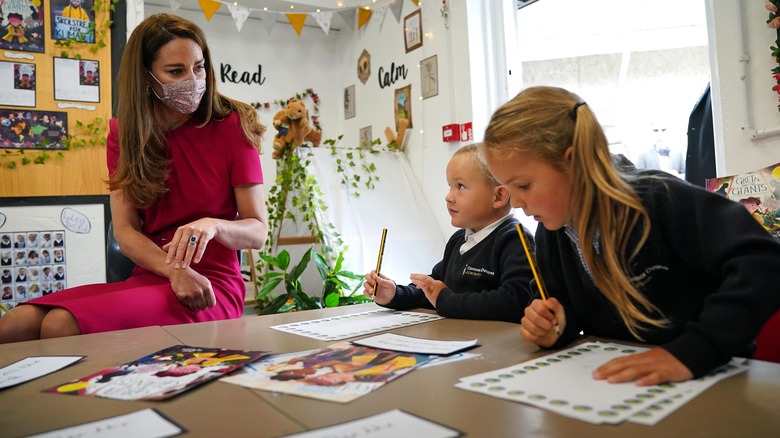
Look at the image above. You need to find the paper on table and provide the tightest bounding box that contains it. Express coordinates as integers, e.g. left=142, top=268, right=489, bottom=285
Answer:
left=27, top=408, right=183, bottom=438
left=271, top=309, right=443, bottom=341
left=456, top=341, right=748, bottom=425
left=352, top=333, right=478, bottom=355
left=0, top=356, right=83, bottom=390
left=280, top=409, right=461, bottom=438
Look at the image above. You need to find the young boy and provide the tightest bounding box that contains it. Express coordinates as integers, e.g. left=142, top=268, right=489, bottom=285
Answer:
left=363, top=144, right=534, bottom=323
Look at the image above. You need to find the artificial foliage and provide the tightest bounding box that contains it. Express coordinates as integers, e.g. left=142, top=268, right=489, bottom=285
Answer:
left=766, top=0, right=780, bottom=110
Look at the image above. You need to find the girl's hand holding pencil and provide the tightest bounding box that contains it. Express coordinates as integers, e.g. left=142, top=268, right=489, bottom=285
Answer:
left=363, top=271, right=395, bottom=305
left=520, top=297, right=566, bottom=347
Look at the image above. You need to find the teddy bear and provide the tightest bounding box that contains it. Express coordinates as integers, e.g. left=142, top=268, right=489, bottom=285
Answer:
left=272, top=98, right=313, bottom=159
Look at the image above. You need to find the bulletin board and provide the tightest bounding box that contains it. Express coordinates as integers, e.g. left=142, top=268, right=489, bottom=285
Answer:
left=0, top=0, right=113, bottom=197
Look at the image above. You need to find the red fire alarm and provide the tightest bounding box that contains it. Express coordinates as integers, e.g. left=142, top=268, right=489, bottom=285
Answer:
left=460, top=122, right=473, bottom=142
left=442, top=124, right=459, bottom=142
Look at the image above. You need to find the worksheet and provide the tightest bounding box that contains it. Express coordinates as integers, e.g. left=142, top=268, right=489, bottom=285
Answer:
left=271, top=309, right=443, bottom=341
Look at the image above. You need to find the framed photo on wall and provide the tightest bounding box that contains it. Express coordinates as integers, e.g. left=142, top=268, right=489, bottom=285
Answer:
left=344, top=84, right=356, bottom=120
left=420, top=55, right=438, bottom=99
left=394, top=85, right=413, bottom=131
left=404, top=9, right=423, bottom=53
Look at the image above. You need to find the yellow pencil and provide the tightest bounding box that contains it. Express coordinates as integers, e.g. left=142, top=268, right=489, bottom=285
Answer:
left=516, top=224, right=547, bottom=300
left=372, top=228, right=388, bottom=297
left=516, top=224, right=559, bottom=335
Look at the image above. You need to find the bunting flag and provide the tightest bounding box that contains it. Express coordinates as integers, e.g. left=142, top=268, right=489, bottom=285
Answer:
left=313, top=11, right=334, bottom=36
left=169, top=0, right=182, bottom=12
left=198, top=0, right=222, bottom=21
left=336, top=9, right=356, bottom=31
left=258, top=11, right=277, bottom=34
left=286, top=13, right=307, bottom=36
left=227, top=4, right=250, bottom=32
left=389, top=0, right=404, bottom=23
left=372, top=4, right=389, bottom=30
left=411, top=0, right=420, bottom=6
left=357, top=8, right=372, bottom=30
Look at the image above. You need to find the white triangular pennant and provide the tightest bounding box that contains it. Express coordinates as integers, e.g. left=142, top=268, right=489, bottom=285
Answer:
left=227, top=4, right=250, bottom=32
left=312, top=11, right=333, bottom=35
left=258, top=11, right=277, bottom=34
left=169, top=0, right=182, bottom=12
left=372, top=4, right=389, bottom=30
left=337, top=9, right=356, bottom=31
left=389, top=0, right=404, bottom=23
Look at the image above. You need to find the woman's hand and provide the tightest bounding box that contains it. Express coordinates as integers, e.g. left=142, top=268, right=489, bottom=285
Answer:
left=520, top=298, right=565, bottom=347
left=169, top=267, right=215, bottom=311
left=363, top=271, right=396, bottom=305
left=163, top=218, right=221, bottom=269
left=410, top=274, right=446, bottom=307
left=592, top=347, right=693, bottom=386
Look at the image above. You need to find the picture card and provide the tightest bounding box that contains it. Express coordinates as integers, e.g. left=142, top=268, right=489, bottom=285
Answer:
left=27, top=408, right=184, bottom=438
left=0, top=356, right=83, bottom=390
left=222, top=342, right=434, bottom=403
left=270, top=309, right=443, bottom=341
left=53, top=58, right=100, bottom=103
left=456, top=341, right=748, bottom=425
left=44, top=345, right=266, bottom=401
left=281, top=409, right=461, bottom=438
left=352, top=333, right=478, bottom=356
left=0, top=61, right=36, bottom=107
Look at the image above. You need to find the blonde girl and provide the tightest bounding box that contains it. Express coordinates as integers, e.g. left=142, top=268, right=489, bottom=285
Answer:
left=482, top=86, right=780, bottom=385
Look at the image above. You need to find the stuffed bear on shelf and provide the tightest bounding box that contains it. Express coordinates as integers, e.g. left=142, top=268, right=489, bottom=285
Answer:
left=271, top=98, right=322, bottom=159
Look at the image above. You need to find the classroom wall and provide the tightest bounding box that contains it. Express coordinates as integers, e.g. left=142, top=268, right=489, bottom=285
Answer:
left=707, top=0, right=780, bottom=176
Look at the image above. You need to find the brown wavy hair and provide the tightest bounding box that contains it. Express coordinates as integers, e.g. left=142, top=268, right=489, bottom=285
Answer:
left=109, top=13, right=265, bottom=208
left=482, top=86, right=665, bottom=339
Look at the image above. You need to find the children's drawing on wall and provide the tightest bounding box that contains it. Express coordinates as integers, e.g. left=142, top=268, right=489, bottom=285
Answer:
left=53, top=57, right=100, bottom=102
left=403, top=9, right=422, bottom=53
left=420, top=55, right=438, bottom=99
left=357, top=49, right=371, bottom=85
left=51, top=0, right=94, bottom=43
left=0, top=0, right=45, bottom=53
left=0, top=109, right=68, bottom=149
left=0, top=61, right=35, bottom=107
left=359, top=125, right=372, bottom=148
left=394, top=84, right=412, bottom=131
left=344, top=84, right=356, bottom=120
left=0, top=230, right=67, bottom=311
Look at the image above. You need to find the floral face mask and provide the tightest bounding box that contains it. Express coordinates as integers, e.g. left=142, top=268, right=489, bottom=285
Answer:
left=148, top=71, right=206, bottom=114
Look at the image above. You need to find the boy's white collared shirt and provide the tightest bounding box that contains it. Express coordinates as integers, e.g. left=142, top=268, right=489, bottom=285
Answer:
left=460, top=213, right=514, bottom=255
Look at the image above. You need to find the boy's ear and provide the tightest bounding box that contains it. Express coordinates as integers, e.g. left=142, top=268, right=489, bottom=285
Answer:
left=493, top=185, right=511, bottom=209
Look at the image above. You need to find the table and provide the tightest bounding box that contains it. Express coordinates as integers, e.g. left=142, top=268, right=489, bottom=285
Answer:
left=0, top=326, right=303, bottom=437
left=2, top=304, right=780, bottom=437
left=164, top=304, right=780, bottom=437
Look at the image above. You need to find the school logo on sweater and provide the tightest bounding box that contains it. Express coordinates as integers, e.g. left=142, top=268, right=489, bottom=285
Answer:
left=630, top=264, right=669, bottom=286
left=463, top=265, right=495, bottom=277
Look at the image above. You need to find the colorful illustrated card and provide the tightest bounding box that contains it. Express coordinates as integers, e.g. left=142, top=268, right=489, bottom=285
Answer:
left=222, top=342, right=433, bottom=403
left=50, top=0, right=94, bottom=43
left=0, top=0, right=45, bottom=53
left=44, top=345, right=267, bottom=401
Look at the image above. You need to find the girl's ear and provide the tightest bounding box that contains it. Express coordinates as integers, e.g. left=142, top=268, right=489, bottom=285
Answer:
left=494, top=185, right=511, bottom=209
left=564, top=146, right=574, bottom=160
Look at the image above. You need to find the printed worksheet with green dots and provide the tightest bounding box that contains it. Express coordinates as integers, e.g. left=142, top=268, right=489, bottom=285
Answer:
left=456, top=341, right=748, bottom=425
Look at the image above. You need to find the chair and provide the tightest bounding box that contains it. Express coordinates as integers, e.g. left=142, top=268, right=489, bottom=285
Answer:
left=754, top=311, right=780, bottom=364
left=106, top=221, right=136, bottom=282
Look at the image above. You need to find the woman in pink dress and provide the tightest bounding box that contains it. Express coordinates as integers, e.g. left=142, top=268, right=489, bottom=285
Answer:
left=0, top=14, right=268, bottom=343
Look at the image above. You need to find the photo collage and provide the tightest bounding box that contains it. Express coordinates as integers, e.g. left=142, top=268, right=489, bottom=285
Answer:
left=1, top=231, right=67, bottom=312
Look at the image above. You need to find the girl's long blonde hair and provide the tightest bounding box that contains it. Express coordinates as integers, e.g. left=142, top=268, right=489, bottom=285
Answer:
left=109, top=13, right=265, bottom=208
left=483, top=86, right=665, bottom=339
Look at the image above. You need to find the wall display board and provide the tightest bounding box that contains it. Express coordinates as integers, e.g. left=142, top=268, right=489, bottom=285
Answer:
left=0, top=0, right=113, bottom=197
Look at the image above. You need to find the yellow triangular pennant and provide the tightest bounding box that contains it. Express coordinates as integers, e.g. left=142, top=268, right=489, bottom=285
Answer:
left=198, top=0, right=222, bottom=21
left=411, top=0, right=420, bottom=6
left=286, top=13, right=307, bottom=36
left=358, top=8, right=373, bottom=29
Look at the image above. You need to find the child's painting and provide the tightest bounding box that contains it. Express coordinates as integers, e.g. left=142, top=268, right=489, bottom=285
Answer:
left=44, top=345, right=267, bottom=400
left=0, top=0, right=45, bottom=53
left=0, top=108, right=68, bottom=149
left=394, top=84, right=412, bottom=131
left=50, top=0, right=94, bottom=43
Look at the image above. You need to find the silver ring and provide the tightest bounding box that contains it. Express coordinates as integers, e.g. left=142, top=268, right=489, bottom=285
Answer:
left=189, top=236, right=198, bottom=244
